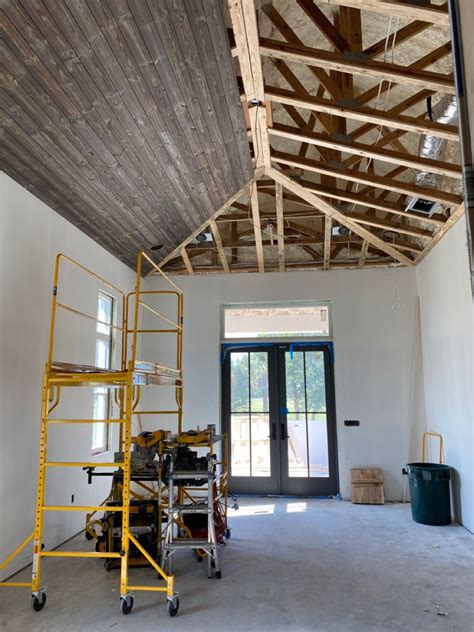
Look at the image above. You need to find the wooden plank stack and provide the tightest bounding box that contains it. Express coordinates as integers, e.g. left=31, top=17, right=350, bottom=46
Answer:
left=351, top=468, right=385, bottom=504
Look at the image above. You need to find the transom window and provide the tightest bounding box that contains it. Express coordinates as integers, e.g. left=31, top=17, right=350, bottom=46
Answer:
left=223, top=302, right=331, bottom=340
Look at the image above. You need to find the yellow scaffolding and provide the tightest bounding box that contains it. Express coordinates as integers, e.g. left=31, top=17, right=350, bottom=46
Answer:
left=0, top=251, right=182, bottom=616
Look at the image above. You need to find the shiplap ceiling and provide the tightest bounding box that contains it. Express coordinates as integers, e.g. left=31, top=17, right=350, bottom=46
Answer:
left=0, top=0, right=253, bottom=270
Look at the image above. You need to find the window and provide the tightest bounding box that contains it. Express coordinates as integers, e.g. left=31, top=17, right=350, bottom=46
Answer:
left=92, top=292, right=114, bottom=454
left=223, top=302, right=331, bottom=340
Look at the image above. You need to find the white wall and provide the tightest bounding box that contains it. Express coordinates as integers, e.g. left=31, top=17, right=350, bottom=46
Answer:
left=146, top=266, right=422, bottom=502
left=417, top=215, right=474, bottom=533
left=0, top=174, right=136, bottom=579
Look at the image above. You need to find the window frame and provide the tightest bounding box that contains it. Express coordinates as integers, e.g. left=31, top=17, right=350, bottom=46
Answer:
left=92, top=290, right=115, bottom=455
left=221, top=301, right=333, bottom=343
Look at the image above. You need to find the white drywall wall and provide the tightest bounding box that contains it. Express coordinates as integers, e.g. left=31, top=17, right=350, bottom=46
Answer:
left=145, top=265, right=422, bottom=502
left=417, top=215, right=474, bottom=532
left=0, top=174, right=136, bottom=579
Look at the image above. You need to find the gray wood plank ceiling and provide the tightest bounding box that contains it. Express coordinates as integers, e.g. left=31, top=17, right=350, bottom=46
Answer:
left=0, top=0, right=253, bottom=270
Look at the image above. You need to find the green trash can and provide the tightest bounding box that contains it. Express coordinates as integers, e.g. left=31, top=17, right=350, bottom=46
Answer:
left=406, top=463, right=452, bottom=526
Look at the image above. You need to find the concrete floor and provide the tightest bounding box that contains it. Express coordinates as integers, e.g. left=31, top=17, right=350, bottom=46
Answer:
left=0, top=498, right=473, bottom=632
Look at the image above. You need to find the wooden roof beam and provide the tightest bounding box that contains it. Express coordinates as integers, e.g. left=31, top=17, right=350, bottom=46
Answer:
left=259, top=38, right=455, bottom=94
left=358, top=42, right=451, bottom=105
left=266, top=166, right=414, bottom=266
left=296, top=0, right=350, bottom=53
left=269, top=123, right=462, bottom=179
left=271, top=150, right=463, bottom=207
left=156, top=169, right=262, bottom=272
left=314, top=0, right=450, bottom=27
left=261, top=4, right=342, bottom=100
left=229, top=0, right=270, bottom=167
left=363, top=20, right=431, bottom=59
left=265, top=86, right=458, bottom=142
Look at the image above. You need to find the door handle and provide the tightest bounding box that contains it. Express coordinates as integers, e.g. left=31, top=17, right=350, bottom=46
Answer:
left=281, top=423, right=288, bottom=440
left=268, top=423, right=277, bottom=440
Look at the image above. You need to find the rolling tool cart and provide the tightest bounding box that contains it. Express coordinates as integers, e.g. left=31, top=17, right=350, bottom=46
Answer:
left=162, top=449, right=222, bottom=579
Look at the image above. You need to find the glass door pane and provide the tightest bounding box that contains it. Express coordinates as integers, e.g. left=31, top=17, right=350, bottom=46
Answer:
left=284, top=350, right=330, bottom=480
left=230, top=351, right=270, bottom=478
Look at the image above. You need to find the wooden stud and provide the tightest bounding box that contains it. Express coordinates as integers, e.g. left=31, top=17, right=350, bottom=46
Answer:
left=358, top=241, right=370, bottom=268
left=275, top=182, right=286, bottom=272
left=324, top=217, right=332, bottom=270
left=180, top=247, right=194, bottom=275
left=209, top=219, right=230, bottom=273
left=250, top=182, right=265, bottom=272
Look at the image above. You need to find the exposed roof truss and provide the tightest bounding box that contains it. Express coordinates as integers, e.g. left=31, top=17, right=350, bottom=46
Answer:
left=156, top=0, right=465, bottom=276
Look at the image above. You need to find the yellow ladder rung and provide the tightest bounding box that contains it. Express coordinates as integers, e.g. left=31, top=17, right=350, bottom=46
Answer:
left=125, top=585, right=168, bottom=593
left=40, top=552, right=121, bottom=559
left=45, top=462, right=123, bottom=467
left=47, top=419, right=126, bottom=424
left=0, top=582, right=32, bottom=588
left=42, top=506, right=124, bottom=512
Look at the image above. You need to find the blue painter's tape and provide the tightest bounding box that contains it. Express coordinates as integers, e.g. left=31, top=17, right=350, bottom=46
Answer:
left=221, top=341, right=335, bottom=364
left=287, top=341, right=334, bottom=364
left=220, top=342, right=275, bottom=364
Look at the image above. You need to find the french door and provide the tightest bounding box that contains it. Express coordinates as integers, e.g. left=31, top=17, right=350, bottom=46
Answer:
left=222, top=343, right=338, bottom=496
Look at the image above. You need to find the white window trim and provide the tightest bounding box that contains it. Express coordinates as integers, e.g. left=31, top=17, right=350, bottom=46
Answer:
left=92, top=291, right=115, bottom=455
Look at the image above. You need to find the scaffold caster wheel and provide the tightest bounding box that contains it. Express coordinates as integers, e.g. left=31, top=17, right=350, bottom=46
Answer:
left=216, top=571, right=222, bottom=579
left=120, top=595, right=134, bottom=615
left=167, top=597, right=180, bottom=617
left=32, top=593, right=47, bottom=612
left=224, top=529, right=231, bottom=539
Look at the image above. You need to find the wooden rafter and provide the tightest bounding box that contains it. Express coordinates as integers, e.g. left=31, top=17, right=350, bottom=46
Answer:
left=157, top=170, right=262, bottom=272
left=164, top=0, right=463, bottom=276
left=314, top=0, right=450, bottom=27
left=272, top=151, right=463, bottom=207
left=229, top=0, right=270, bottom=167
left=259, top=38, right=455, bottom=94
left=264, top=86, right=459, bottom=142
left=269, top=124, right=462, bottom=178
left=267, top=167, right=414, bottom=266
